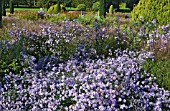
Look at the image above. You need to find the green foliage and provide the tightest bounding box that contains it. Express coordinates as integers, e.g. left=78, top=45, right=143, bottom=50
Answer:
left=92, top=2, right=100, bottom=11
left=57, top=0, right=61, bottom=13
left=132, top=0, right=170, bottom=25
left=143, top=58, right=170, bottom=91
left=77, top=15, right=98, bottom=26
left=47, top=14, right=66, bottom=23
left=10, top=0, right=14, bottom=14
left=77, top=4, right=86, bottom=11
left=37, top=0, right=46, bottom=8
left=47, top=4, right=66, bottom=14
left=119, top=3, right=126, bottom=9
left=46, top=1, right=50, bottom=11
left=99, top=0, right=106, bottom=18
left=109, top=5, right=113, bottom=14
left=83, top=0, right=99, bottom=9
left=71, top=0, right=83, bottom=8
left=71, top=0, right=98, bottom=9
left=0, top=40, right=24, bottom=76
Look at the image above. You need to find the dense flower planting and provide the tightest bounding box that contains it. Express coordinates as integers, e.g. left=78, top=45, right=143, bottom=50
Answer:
left=0, top=19, right=170, bottom=110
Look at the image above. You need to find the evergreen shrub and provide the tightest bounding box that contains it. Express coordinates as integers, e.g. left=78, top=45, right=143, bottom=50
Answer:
left=119, top=3, right=126, bottom=9
left=132, top=0, right=170, bottom=25
left=99, top=0, right=106, bottom=18
left=10, top=0, right=14, bottom=14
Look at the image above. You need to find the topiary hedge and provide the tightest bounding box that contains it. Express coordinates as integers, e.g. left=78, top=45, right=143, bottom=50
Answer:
left=47, top=4, right=66, bottom=14
left=92, top=2, right=100, bottom=11
left=77, top=4, right=86, bottom=11
left=132, top=0, right=170, bottom=25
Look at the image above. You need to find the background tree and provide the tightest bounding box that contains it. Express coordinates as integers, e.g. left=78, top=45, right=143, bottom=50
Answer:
left=126, top=0, right=139, bottom=11
left=56, top=0, right=61, bottom=13
left=83, top=0, right=98, bottom=10
left=2, top=0, right=6, bottom=16
left=10, top=0, right=14, bottom=14
left=99, top=0, right=106, bottom=18
left=46, top=0, right=50, bottom=11
left=0, top=0, right=2, bottom=27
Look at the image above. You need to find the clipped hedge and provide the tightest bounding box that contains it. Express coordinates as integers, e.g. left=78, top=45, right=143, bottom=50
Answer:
left=132, top=0, right=170, bottom=25
left=47, top=4, right=66, bottom=14
left=92, top=2, right=100, bottom=11
left=77, top=4, right=86, bottom=11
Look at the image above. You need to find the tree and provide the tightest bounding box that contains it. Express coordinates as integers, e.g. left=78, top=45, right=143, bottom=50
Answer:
left=57, top=0, right=61, bottom=13
left=46, top=1, right=50, bottom=11
left=10, top=0, right=14, bottom=14
left=126, top=0, right=139, bottom=11
left=99, top=0, right=106, bottom=18
left=2, top=0, right=6, bottom=16
left=0, top=0, right=2, bottom=27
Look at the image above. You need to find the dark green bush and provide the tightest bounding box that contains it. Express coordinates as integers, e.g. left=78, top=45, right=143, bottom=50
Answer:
left=132, top=0, right=170, bottom=25
left=119, top=3, right=126, bottom=9
left=99, top=0, right=106, bottom=18
left=57, top=0, right=61, bottom=13
left=143, top=58, right=170, bottom=91
left=46, top=1, right=50, bottom=11
left=77, top=4, right=86, bottom=11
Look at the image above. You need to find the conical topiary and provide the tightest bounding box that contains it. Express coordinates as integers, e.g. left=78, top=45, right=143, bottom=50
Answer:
left=109, top=5, right=113, bottom=14
left=56, top=0, right=61, bottom=13
left=10, top=0, right=14, bottom=14
left=46, top=1, right=50, bottom=11
left=99, top=0, right=106, bottom=18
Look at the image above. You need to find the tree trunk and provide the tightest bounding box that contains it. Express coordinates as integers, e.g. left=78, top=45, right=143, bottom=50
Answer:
left=116, top=0, right=120, bottom=11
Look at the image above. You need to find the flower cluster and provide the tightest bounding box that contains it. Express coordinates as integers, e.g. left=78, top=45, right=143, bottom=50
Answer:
left=0, top=48, right=170, bottom=110
left=147, top=24, right=170, bottom=51
left=0, top=19, right=170, bottom=110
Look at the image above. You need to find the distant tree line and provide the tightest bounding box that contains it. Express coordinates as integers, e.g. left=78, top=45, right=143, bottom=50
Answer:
left=0, top=0, right=140, bottom=26
left=1, top=0, right=139, bottom=10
